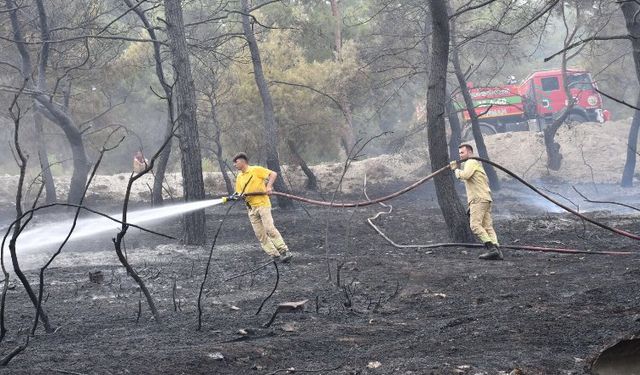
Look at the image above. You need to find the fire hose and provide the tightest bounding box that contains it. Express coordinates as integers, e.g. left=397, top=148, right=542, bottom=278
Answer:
left=223, top=165, right=451, bottom=208
left=221, top=158, right=638, bottom=255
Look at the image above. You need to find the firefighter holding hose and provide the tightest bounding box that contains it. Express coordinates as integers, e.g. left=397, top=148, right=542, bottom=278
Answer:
left=230, top=153, right=292, bottom=263
left=450, top=144, right=503, bottom=261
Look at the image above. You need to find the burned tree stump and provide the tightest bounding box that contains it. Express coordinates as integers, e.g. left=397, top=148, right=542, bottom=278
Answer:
left=263, top=299, right=308, bottom=328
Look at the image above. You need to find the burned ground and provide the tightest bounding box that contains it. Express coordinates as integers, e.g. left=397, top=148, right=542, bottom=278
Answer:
left=0, top=182, right=639, bottom=374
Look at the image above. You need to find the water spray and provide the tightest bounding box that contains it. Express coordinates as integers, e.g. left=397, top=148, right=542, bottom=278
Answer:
left=8, top=198, right=226, bottom=254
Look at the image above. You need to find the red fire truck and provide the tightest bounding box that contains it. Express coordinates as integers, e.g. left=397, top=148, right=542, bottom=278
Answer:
left=458, top=68, right=611, bottom=140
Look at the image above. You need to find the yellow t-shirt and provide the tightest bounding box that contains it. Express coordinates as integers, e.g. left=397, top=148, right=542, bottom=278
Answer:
left=235, top=165, right=273, bottom=207
left=455, top=159, right=492, bottom=204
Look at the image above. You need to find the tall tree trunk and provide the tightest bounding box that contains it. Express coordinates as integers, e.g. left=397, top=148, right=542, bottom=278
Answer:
left=426, top=0, right=473, bottom=242
left=287, top=140, right=318, bottom=191
left=543, top=3, right=578, bottom=171
left=446, top=89, right=462, bottom=160
left=241, top=0, right=293, bottom=208
left=153, top=119, right=174, bottom=204
left=125, top=0, right=175, bottom=205
left=207, top=93, right=233, bottom=195
left=450, top=21, right=500, bottom=190
left=164, top=0, right=207, bottom=244
left=34, top=0, right=56, bottom=204
left=214, top=129, right=233, bottom=195
left=621, top=2, right=640, bottom=187
left=329, top=0, right=356, bottom=153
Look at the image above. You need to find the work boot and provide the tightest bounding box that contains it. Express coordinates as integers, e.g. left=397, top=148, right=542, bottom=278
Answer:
left=279, top=251, right=293, bottom=263
left=479, top=242, right=503, bottom=261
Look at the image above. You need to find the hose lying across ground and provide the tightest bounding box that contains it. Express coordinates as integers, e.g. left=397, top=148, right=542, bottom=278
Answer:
left=255, top=158, right=637, bottom=256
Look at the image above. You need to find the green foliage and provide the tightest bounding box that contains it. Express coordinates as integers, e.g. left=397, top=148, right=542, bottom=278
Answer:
left=0, top=0, right=636, bottom=178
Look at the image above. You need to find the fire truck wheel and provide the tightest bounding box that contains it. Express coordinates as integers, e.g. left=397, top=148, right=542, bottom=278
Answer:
left=566, top=112, right=587, bottom=125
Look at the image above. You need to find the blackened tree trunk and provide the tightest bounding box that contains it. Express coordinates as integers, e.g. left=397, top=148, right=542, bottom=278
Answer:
left=287, top=140, right=318, bottom=191
left=446, top=89, right=462, bottom=160
left=621, top=2, right=640, bottom=187
left=450, top=21, right=500, bottom=190
left=542, top=60, right=573, bottom=171
left=543, top=4, right=579, bottom=171
left=164, top=0, right=207, bottom=244
left=241, top=0, right=292, bottom=208
left=426, top=0, right=473, bottom=242
left=125, top=0, right=175, bottom=205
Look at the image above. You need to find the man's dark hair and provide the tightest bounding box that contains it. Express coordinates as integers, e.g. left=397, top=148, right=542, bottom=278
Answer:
left=459, top=144, right=474, bottom=153
left=233, top=152, right=249, bottom=162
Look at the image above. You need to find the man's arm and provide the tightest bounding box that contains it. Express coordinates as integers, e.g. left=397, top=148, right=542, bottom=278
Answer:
left=266, top=171, right=277, bottom=195
left=455, top=160, right=477, bottom=180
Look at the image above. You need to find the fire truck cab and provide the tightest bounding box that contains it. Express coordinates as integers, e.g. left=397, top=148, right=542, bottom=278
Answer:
left=520, top=69, right=609, bottom=129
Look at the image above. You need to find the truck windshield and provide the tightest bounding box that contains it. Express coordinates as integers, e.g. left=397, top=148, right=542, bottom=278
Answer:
left=567, top=73, right=593, bottom=90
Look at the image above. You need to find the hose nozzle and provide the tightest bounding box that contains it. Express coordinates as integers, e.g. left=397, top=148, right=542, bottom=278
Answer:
left=222, top=193, right=242, bottom=203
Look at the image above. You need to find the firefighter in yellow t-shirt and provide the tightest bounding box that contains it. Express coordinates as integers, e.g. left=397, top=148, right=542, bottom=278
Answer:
left=233, top=152, right=291, bottom=262
left=450, top=144, right=502, bottom=261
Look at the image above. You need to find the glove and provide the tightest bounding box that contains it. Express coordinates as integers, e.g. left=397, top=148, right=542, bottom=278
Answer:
left=449, top=160, right=458, bottom=170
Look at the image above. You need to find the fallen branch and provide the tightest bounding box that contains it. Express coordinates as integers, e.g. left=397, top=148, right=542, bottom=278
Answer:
left=0, top=336, right=29, bottom=366
left=263, top=300, right=308, bottom=328
left=223, top=260, right=273, bottom=282
left=48, top=369, right=88, bottom=375
left=265, top=347, right=350, bottom=374
left=266, top=363, right=345, bottom=375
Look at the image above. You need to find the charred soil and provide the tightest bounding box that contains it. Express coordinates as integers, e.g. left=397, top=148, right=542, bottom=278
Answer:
left=1, top=182, right=639, bottom=374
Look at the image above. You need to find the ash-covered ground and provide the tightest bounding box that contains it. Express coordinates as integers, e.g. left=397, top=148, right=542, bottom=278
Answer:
left=0, top=181, right=639, bottom=374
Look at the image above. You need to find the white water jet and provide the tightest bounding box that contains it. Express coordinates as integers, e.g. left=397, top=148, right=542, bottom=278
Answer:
left=4, top=199, right=224, bottom=255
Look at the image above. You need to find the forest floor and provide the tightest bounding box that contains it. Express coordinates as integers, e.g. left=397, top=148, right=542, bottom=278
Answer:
left=0, top=181, right=639, bottom=374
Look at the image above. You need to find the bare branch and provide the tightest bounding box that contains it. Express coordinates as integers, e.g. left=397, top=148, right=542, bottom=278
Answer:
left=544, top=34, right=632, bottom=62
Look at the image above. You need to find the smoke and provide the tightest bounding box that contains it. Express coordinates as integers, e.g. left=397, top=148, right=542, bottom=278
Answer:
left=496, top=182, right=640, bottom=217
